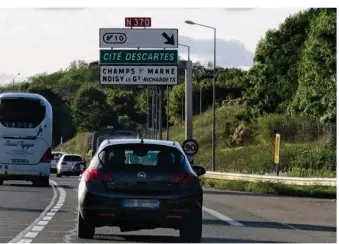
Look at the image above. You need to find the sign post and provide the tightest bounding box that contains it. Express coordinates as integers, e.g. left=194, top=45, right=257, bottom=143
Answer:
left=182, top=139, right=199, bottom=164
left=274, top=133, right=281, bottom=176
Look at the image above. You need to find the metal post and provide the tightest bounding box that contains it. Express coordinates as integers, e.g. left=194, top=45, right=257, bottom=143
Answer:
left=181, top=96, right=184, bottom=123
left=155, top=86, right=158, bottom=139
left=185, top=60, right=193, bottom=140
left=146, top=87, right=149, bottom=137
left=159, top=87, right=163, bottom=140
left=166, top=85, right=170, bottom=140
left=212, top=28, right=216, bottom=172
left=151, top=87, right=155, bottom=139
left=200, top=84, right=202, bottom=114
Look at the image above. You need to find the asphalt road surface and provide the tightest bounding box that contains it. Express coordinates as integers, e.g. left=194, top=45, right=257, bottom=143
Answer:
left=0, top=175, right=336, bottom=243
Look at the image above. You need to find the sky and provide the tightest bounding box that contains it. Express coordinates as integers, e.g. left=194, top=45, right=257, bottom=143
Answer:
left=0, top=8, right=306, bottom=84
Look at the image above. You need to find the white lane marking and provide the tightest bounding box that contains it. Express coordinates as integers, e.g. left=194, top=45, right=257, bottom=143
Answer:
left=203, top=206, right=245, bottom=227
left=9, top=180, right=67, bottom=243
left=8, top=181, right=58, bottom=243
left=18, top=238, right=32, bottom=243
left=32, top=226, right=44, bottom=232
left=42, top=216, right=52, bottom=221
left=37, top=221, right=48, bottom=226
left=24, top=232, right=38, bottom=238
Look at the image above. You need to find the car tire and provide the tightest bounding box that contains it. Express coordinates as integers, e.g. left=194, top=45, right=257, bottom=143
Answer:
left=180, top=208, right=202, bottom=243
left=32, top=177, right=50, bottom=187
left=0, top=180, right=3, bottom=185
left=77, top=211, right=95, bottom=239
left=56, top=173, right=62, bottom=178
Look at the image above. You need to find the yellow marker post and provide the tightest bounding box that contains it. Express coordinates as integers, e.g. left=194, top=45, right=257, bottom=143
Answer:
left=274, top=134, right=281, bottom=176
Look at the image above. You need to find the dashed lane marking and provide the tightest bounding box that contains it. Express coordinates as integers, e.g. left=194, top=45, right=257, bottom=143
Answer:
left=9, top=180, right=66, bottom=243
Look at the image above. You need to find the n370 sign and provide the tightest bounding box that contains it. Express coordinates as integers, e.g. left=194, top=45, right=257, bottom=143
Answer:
left=182, top=139, right=199, bottom=156
left=125, top=17, right=151, bottom=27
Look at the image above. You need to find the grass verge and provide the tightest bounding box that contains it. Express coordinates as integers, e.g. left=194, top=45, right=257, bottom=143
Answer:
left=164, top=105, right=336, bottom=177
left=53, top=132, right=93, bottom=163
left=201, top=177, right=336, bottom=199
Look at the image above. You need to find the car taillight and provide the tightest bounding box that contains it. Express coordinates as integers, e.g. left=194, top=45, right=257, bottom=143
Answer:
left=40, top=147, right=52, bottom=163
left=169, top=173, right=197, bottom=186
left=83, top=169, right=113, bottom=183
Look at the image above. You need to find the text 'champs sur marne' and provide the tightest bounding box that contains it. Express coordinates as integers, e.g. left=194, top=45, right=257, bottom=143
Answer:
left=101, top=67, right=177, bottom=84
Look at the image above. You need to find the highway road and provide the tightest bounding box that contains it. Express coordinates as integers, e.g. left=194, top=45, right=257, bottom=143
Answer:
left=0, top=175, right=336, bottom=243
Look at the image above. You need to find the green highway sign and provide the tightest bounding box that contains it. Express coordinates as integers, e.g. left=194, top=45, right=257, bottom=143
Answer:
left=100, top=49, right=178, bottom=65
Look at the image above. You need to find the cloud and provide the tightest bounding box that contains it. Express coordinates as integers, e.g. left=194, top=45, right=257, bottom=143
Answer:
left=178, top=36, right=254, bottom=68
left=0, top=73, right=22, bottom=85
left=0, top=73, right=15, bottom=85
left=33, top=8, right=87, bottom=11
left=224, top=8, right=255, bottom=12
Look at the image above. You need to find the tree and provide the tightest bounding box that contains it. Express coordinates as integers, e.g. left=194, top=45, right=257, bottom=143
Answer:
left=288, top=8, right=336, bottom=122
left=72, top=84, right=116, bottom=132
left=106, top=88, right=143, bottom=129
left=244, top=9, right=317, bottom=116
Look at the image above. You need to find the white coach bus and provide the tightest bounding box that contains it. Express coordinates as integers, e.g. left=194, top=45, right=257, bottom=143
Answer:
left=0, top=93, right=53, bottom=187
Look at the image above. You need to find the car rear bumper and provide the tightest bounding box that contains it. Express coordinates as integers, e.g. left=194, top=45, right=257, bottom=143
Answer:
left=79, top=190, right=202, bottom=228
left=80, top=206, right=197, bottom=229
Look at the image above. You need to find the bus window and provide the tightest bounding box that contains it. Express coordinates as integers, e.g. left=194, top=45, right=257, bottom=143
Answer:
left=0, top=98, right=46, bottom=128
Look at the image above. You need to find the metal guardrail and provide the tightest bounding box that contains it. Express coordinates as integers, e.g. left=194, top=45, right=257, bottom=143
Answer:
left=204, top=171, right=337, bottom=186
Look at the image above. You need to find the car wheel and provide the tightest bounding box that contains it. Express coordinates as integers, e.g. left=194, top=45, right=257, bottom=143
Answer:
left=0, top=180, right=3, bottom=185
left=32, top=177, right=50, bottom=187
left=180, top=208, right=202, bottom=243
left=56, top=173, right=62, bottom=178
left=77, top=211, right=95, bottom=239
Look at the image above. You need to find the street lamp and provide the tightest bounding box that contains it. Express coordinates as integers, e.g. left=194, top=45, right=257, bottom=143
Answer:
left=185, top=20, right=217, bottom=172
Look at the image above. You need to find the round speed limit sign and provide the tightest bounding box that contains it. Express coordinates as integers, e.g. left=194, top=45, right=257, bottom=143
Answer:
left=182, top=139, right=199, bottom=156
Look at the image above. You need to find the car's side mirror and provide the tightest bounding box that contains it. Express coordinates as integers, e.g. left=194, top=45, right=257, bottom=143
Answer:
left=192, top=165, right=206, bottom=176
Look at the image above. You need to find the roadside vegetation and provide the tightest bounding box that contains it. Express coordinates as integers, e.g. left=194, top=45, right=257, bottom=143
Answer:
left=201, top=178, right=336, bottom=199
left=1, top=8, right=336, bottom=181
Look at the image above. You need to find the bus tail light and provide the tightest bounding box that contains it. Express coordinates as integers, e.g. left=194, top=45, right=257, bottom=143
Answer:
left=40, top=147, right=52, bottom=163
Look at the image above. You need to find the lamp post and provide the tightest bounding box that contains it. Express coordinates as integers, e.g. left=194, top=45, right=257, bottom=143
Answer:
left=185, top=20, right=217, bottom=171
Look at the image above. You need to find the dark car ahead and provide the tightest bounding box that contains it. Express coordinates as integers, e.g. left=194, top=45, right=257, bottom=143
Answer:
left=76, top=138, right=206, bottom=242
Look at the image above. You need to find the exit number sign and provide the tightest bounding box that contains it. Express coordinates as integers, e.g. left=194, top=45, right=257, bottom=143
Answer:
left=125, top=17, right=151, bottom=27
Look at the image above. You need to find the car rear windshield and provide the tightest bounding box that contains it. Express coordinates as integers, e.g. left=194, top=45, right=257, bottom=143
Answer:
left=0, top=98, right=46, bottom=128
left=63, top=155, right=82, bottom=161
left=52, top=153, right=63, bottom=161
left=97, top=144, right=186, bottom=171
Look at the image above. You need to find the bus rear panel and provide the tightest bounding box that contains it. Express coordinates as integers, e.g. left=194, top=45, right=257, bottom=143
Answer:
left=0, top=93, right=53, bottom=186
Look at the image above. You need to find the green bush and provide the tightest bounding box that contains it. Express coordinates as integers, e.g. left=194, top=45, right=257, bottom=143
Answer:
left=201, top=177, right=336, bottom=199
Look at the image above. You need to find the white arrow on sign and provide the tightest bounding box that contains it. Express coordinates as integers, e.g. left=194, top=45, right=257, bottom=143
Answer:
left=99, top=28, right=178, bottom=49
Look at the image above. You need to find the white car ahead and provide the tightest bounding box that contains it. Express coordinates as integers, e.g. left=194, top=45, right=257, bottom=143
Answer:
left=56, top=154, right=85, bottom=177
left=50, top=151, right=66, bottom=173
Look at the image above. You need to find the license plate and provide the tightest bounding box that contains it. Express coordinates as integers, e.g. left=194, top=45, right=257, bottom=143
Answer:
left=121, top=199, right=159, bottom=209
left=12, top=159, right=28, bottom=164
